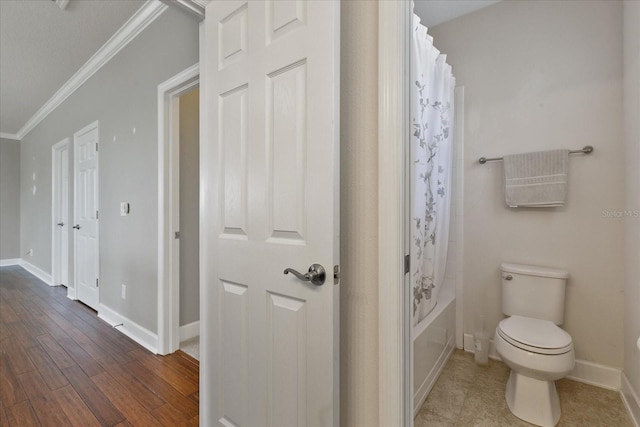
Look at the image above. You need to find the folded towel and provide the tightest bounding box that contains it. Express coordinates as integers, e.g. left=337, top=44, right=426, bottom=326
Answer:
left=503, top=149, right=570, bottom=208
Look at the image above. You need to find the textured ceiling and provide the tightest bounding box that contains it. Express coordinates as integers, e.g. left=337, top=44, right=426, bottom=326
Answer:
left=0, top=0, right=145, bottom=135
left=414, top=0, right=501, bottom=28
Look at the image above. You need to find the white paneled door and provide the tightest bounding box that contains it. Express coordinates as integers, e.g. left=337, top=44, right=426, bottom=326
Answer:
left=201, top=1, right=339, bottom=426
left=52, top=139, right=70, bottom=288
left=74, top=122, right=100, bottom=310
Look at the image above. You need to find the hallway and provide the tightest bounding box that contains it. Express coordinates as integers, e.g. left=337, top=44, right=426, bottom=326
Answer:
left=0, top=266, right=199, bottom=426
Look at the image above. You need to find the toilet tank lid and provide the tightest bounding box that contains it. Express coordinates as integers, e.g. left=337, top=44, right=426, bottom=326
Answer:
left=501, top=263, right=569, bottom=279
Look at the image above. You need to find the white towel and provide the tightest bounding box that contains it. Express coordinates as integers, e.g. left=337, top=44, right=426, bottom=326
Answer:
left=503, top=149, right=569, bottom=208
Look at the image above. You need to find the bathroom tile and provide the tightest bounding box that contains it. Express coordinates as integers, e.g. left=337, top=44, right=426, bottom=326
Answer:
left=443, top=351, right=479, bottom=389
left=180, top=337, right=200, bottom=361
left=443, top=350, right=485, bottom=386
left=420, top=370, right=468, bottom=422
left=421, top=350, right=490, bottom=422
left=556, top=379, right=634, bottom=427
left=416, top=350, right=634, bottom=427
left=414, top=410, right=456, bottom=427
left=455, top=374, right=530, bottom=427
left=471, top=358, right=510, bottom=389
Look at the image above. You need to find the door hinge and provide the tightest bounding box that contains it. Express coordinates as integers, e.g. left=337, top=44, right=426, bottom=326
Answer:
left=174, top=231, right=180, bottom=239
left=96, top=210, right=99, bottom=219
left=95, top=143, right=98, bottom=152
left=404, top=254, right=410, bottom=275
left=333, top=265, right=340, bottom=285
left=96, top=278, right=99, bottom=287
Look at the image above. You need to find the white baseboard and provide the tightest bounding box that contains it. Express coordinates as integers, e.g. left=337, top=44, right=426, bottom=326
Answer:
left=0, top=258, right=21, bottom=267
left=567, top=359, right=621, bottom=391
left=621, top=373, right=640, bottom=427
left=179, top=320, right=200, bottom=342
left=463, top=333, right=622, bottom=390
left=18, top=260, right=53, bottom=286
left=67, top=286, right=77, bottom=300
left=98, top=303, right=158, bottom=354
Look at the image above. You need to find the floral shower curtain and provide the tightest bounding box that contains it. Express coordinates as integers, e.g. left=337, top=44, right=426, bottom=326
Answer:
left=411, top=15, right=455, bottom=326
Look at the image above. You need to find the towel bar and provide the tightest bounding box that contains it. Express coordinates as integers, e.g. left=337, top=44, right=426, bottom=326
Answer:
left=478, top=146, right=594, bottom=164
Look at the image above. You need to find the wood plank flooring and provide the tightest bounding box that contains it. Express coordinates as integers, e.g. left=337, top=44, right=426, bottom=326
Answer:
left=0, top=266, right=199, bottom=426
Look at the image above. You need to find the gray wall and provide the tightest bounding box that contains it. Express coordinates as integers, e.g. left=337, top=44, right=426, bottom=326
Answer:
left=19, top=7, right=199, bottom=333
left=340, top=1, right=379, bottom=425
left=623, top=0, right=640, bottom=402
left=0, top=138, right=20, bottom=260
left=179, top=87, right=199, bottom=327
left=431, top=0, right=625, bottom=368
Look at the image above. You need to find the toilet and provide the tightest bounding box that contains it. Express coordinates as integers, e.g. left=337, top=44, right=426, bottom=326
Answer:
left=494, top=263, right=575, bottom=427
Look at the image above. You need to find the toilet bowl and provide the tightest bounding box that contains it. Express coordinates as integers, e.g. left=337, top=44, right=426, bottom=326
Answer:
left=495, top=263, right=573, bottom=426
left=495, top=315, right=574, bottom=427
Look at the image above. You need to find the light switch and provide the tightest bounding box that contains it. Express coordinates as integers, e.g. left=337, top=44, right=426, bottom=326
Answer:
left=120, top=202, right=130, bottom=216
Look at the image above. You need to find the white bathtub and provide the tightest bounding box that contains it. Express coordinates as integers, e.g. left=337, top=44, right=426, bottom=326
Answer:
left=412, top=292, right=456, bottom=415
left=412, top=85, right=464, bottom=416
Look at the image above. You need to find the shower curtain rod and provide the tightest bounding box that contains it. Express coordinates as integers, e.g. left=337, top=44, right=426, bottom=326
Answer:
left=478, top=145, right=594, bottom=164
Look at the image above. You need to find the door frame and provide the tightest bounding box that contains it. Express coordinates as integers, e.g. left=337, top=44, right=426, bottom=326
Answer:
left=379, top=4, right=467, bottom=425
left=188, top=1, right=415, bottom=422
left=52, top=137, right=71, bottom=295
left=378, top=2, right=412, bottom=426
left=73, top=120, right=100, bottom=309
left=157, top=63, right=199, bottom=355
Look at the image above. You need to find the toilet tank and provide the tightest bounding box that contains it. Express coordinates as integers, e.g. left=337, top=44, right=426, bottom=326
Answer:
left=501, top=263, right=569, bottom=325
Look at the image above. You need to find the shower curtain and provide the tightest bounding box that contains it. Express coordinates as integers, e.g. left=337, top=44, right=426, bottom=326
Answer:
left=411, top=15, right=455, bottom=326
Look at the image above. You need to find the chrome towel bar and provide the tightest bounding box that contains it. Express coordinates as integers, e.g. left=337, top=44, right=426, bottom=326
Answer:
left=478, top=145, right=594, bottom=164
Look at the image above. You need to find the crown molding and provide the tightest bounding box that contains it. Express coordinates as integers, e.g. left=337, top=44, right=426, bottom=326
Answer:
left=0, top=133, right=20, bottom=141
left=55, top=0, right=70, bottom=10
left=14, top=0, right=168, bottom=140
left=160, top=0, right=204, bottom=21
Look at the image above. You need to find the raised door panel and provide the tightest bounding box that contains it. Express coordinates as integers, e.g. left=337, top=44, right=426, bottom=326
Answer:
left=266, top=61, right=307, bottom=244
left=266, top=0, right=306, bottom=43
left=219, top=280, right=249, bottom=427
left=219, top=3, right=248, bottom=70
left=220, top=85, right=249, bottom=239
left=267, top=293, right=306, bottom=427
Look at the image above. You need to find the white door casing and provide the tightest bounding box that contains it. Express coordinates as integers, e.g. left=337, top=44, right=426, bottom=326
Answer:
left=74, top=121, right=100, bottom=310
left=157, top=64, right=199, bottom=355
left=52, top=138, right=70, bottom=290
left=201, top=1, right=339, bottom=426
left=378, top=1, right=412, bottom=426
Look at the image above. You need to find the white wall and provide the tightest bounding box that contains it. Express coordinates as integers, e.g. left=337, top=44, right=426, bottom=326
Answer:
left=623, top=0, right=640, bottom=406
left=430, top=0, right=625, bottom=368
left=179, top=87, right=200, bottom=327
left=0, top=138, right=20, bottom=260
left=19, top=7, right=199, bottom=333
left=340, top=1, right=379, bottom=425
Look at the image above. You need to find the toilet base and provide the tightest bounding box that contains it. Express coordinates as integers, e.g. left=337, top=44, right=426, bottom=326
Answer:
left=505, top=370, right=561, bottom=427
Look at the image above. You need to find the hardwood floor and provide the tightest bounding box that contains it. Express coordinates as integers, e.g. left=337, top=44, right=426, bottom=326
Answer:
left=0, top=266, right=199, bottom=426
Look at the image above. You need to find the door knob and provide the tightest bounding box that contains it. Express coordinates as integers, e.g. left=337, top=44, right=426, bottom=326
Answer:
left=72, top=224, right=81, bottom=230
left=283, top=264, right=326, bottom=286
left=57, top=222, right=64, bottom=226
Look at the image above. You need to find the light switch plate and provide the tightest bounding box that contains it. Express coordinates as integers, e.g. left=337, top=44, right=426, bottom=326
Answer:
left=120, top=202, right=130, bottom=216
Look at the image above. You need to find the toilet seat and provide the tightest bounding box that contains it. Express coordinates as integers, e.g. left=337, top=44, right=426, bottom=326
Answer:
left=497, top=315, right=572, bottom=355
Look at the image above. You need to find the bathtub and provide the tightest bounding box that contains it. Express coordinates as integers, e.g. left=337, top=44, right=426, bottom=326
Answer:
left=412, top=292, right=456, bottom=415
left=412, top=85, right=464, bottom=415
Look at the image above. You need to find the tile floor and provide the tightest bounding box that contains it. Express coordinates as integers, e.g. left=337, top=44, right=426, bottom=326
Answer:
left=415, top=350, right=634, bottom=427
left=180, top=336, right=200, bottom=361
